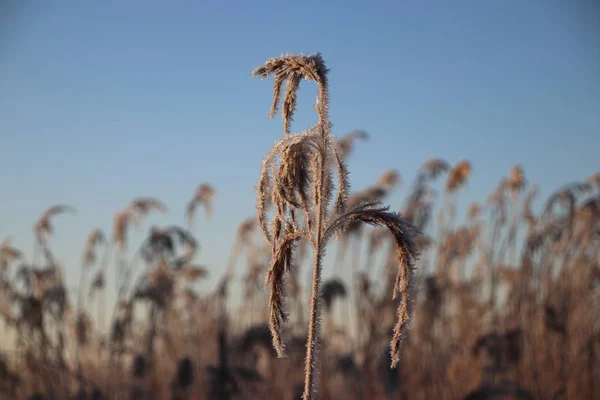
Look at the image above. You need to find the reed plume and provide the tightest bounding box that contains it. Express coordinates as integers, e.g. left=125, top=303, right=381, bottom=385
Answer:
left=421, top=158, right=450, bottom=181
left=446, top=160, right=472, bottom=193
left=186, top=183, right=216, bottom=229
left=1, top=236, right=23, bottom=273
left=130, top=197, right=168, bottom=219
left=253, top=52, right=418, bottom=400
left=114, top=197, right=167, bottom=244
left=252, top=53, right=330, bottom=134
left=321, top=279, right=347, bottom=312
left=508, top=165, right=526, bottom=195
left=113, top=196, right=167, bottom=250
left=82, top=229, right=106, bottom=268
left=34, top=205, right=76, bottom=238
left=112, top=209, right=132, bottom=249
left=337, top=130, right=369, bottom=160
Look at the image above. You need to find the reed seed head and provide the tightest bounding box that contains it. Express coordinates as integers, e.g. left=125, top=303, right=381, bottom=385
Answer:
left=252, top=53, right=329, bottom=134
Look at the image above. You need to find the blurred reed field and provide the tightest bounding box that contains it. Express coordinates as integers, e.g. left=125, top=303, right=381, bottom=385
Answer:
left=1, top=53, right=599, bottom=400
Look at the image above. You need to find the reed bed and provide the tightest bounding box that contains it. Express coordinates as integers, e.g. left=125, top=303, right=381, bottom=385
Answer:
left=0, top=53, right=598, bottom=399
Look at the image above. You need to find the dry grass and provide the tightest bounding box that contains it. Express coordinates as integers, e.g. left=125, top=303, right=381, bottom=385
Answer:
left=0, top=53, right=598, bottom=400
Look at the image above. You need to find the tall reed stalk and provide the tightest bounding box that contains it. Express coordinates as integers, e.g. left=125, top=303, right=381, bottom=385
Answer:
left=252, top=53, right=419, bottom=400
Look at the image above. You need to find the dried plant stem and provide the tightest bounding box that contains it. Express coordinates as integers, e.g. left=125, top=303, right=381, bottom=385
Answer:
left=97, top=245, right=111, bottom=336
left=74, top=263, right=89, bottom=371
left=98, top=285, right=106, bottom=338
left=351, top=237, right=361, bottom=346
left=32, top=239, right=40, bottom=267
left=76, top=265, right=88, bottom=313
left=303, top=152, right=326, bottom=400
left=305, top=250, right=322, bottom=398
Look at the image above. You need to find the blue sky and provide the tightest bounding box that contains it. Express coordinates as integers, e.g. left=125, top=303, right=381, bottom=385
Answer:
left=1, top=1, right=599, bottom=312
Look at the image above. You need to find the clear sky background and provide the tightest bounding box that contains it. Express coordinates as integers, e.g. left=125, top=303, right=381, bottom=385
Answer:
left=1, top=1, right=599, bottom=315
